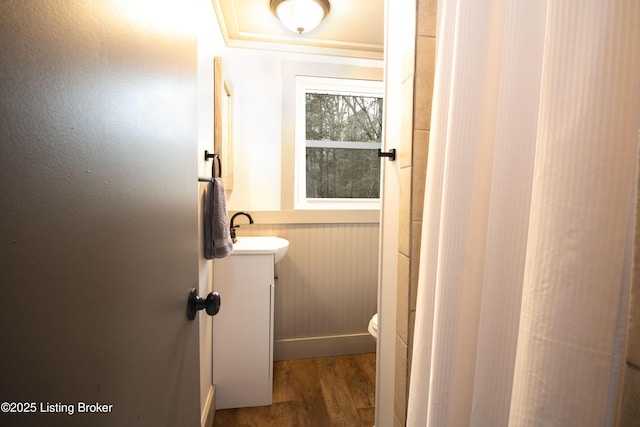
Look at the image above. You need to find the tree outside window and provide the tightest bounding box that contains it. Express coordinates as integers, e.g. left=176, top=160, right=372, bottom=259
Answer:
left=296, top=76, right=384, bottom=210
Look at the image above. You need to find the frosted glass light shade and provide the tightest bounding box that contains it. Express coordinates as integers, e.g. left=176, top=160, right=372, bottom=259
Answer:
left=270, top=0, right=330, bottom=34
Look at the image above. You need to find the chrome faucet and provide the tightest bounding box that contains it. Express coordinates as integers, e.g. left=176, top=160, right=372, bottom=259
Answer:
left=229, top=212, right=254, bottom=243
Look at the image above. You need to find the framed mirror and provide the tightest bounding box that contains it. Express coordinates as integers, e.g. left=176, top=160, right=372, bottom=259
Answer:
left=213, top=56, right=233, bottom=189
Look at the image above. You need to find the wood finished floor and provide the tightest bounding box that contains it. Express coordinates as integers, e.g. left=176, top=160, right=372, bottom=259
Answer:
left=211, top=353, right=376, bottom=427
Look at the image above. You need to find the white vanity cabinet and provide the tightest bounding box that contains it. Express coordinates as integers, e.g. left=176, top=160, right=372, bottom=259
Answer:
left=212, top=253, right=275, bottom=409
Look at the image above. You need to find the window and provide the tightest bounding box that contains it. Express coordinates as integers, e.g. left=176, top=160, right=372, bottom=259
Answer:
left=295, top=76, right=384, bottom=210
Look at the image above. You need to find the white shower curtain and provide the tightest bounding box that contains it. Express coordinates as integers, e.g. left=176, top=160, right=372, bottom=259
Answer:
left=407, top=0, right=640, bottom=426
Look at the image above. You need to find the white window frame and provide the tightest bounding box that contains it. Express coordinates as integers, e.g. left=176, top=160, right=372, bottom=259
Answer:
left=294, top=76, right=384, bottom=211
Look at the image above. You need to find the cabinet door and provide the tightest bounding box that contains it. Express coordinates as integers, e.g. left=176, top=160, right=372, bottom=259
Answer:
left=212, top=254, right=274, bottom=409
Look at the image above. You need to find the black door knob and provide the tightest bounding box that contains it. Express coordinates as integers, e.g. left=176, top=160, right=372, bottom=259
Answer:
left=187, top=289, right=221, bottom=320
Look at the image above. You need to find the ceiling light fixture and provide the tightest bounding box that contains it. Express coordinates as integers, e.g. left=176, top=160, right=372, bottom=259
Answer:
left=270, top=0, right=330, bottom=35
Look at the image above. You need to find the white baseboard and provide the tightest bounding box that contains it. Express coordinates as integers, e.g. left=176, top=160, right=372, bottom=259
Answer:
left=274, top=333, right=376, bottom=361
left=201, top=385, right=215, bottom=427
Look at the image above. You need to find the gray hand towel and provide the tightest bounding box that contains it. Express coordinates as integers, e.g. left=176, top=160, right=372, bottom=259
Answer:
left=204, top=178, right=233, bottom=259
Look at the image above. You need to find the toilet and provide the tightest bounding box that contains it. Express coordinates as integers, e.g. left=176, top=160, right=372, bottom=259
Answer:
left=368, top=313, right=379, bottom=340
left=367, top=313, right=378, bottom=427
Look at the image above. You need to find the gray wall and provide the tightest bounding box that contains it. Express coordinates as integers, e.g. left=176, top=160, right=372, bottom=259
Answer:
left=233, top=221, right=379, bottom=360
left=0, top=1, right=201, bottom=426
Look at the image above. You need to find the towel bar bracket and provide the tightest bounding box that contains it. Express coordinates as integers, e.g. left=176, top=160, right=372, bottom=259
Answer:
left=378, top=148, right=396, bottom=161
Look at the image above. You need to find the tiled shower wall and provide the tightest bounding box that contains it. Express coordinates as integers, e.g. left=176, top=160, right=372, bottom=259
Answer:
left=623, top=158, right=640, bottom=425
left=394, top=0, right=437, bottom=425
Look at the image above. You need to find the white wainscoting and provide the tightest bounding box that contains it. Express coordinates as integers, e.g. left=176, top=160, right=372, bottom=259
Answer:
left=231, top=221, right=379, bottom=360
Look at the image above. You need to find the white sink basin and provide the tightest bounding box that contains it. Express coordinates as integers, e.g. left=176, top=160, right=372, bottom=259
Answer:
left=232, top=236, right=290, bottom=264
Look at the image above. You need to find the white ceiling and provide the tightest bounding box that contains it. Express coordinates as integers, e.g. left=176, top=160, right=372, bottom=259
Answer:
left=211, top=0, right=384, bottom=60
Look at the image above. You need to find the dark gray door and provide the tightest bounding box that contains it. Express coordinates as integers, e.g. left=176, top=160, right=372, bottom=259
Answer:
left=0, top=1, right=200, bottom=426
